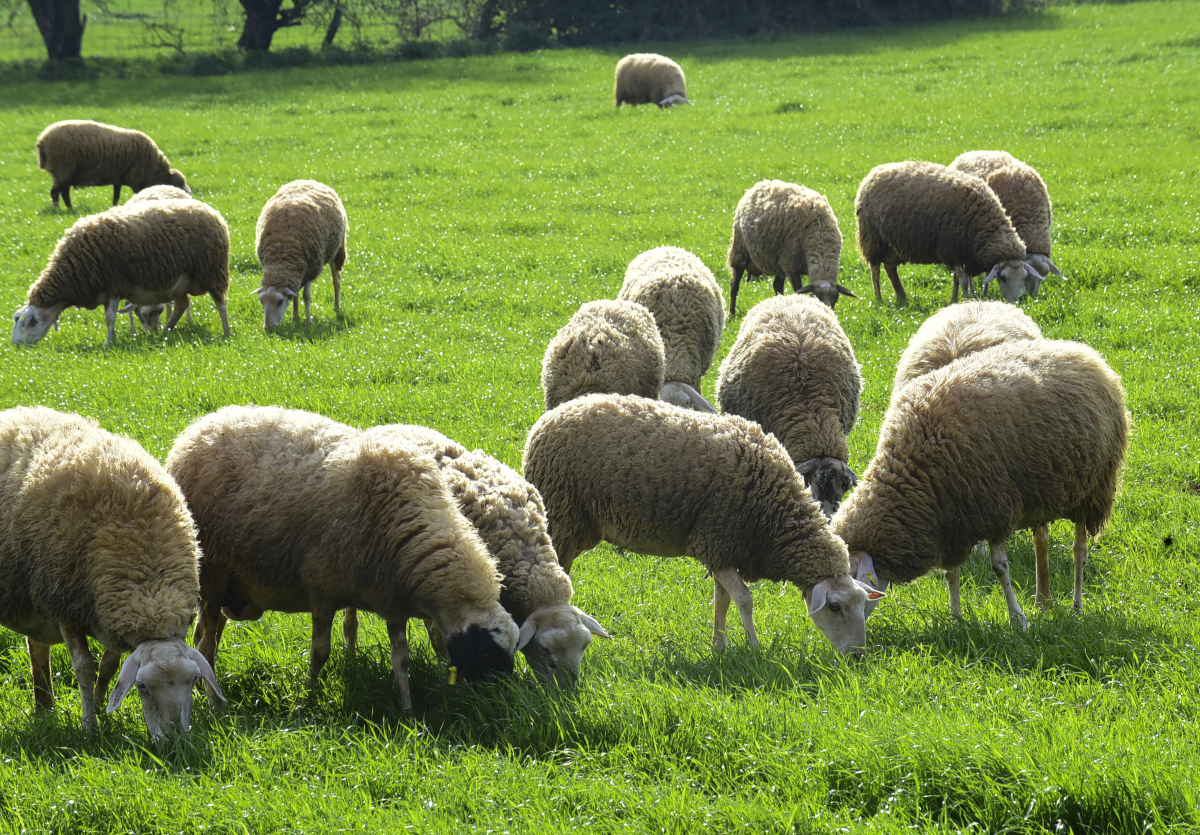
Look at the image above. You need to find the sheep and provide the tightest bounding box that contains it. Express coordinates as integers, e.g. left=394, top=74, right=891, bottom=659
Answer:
left=831, top=339, right=1127, bottom=629
left=542, top=299, right=666, bottom=411
left=854, top=161, right=1048, bottom=304
left=253, top=180, right=348, bottom=329
left=727, top=179, right=856, bottom=315
left=36, top=120, right=189, bottom=210
left=522, top=394, right=884, bottom=656
left=617, top=246, right=725, bottom=411
left=125, top=184, right=192, bottom=204
left=0, top=406, right=224, bottom=739
left=714, top=295, right=863, bottom=518
left=11, top=199, right=231, bottom=348
left=949, top=150, right=1063, bottom=288
left=614, top=54, right=690, bottom=107
left=114, top=187, right=196, bottom=334
left=166, top=406, right=520, bottom=710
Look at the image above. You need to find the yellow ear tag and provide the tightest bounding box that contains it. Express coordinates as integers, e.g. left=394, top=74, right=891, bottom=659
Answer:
left=866, top=572, right=877, bottom=586
left=447, top=666, right=458, bottom=685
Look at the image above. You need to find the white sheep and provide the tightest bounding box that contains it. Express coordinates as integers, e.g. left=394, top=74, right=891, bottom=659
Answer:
left=727, top=179, right=856, bottom=315
left=523, top=394, right=884, bottom=656
left=254, top=180, right=348, bottom=329
left=614, top=54, right=690, bottom=107
left=0, top=406, right=224, bottom=739
left=715, top=295, right=863, bottom=517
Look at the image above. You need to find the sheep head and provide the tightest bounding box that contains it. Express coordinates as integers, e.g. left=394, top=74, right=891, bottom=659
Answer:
left=11, top=304, right=64, bottom=346
left=660, top=381, right=717, bottom=413
left=516, top=603, right=610, bottom=688
left=798, top=281, right=857, bottom=309
left=107, top=639, right=225, bottom=739
left=796, top=456, right=858, bottom=518
left=253, top=285, right=297, bottom=329
left=443, top=604, right=519, bottom=683
left=166, top=169, right=190, bottom=195
left=848, top=550, right=889, bottom=619
left=118, top=302, right=167, bottom=333
left=804, top=574, right=883, bottom=657
left=982, top=259, right=1048, bottom=303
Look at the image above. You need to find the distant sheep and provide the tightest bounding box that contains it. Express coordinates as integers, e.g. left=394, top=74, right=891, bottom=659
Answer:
left=614, top=54, right=690, bottom=107
left=715, top=295, right=862, bottom=517
left=167, top=406, right=519, bottom=710
left=36, top=120, right=189, bottom=210
left=11, top=199, right=230, bottom=348
left=254, top=180, right=348, bottom=329
left=727, top=180, right=856, bottom=315
left=523, top=394, right=884, bottom=656
left=0, top=406, right=223, bottom=739
left=833, top=339, right=1127, bottom=629
left=854, top=161, right=1046, bottom=304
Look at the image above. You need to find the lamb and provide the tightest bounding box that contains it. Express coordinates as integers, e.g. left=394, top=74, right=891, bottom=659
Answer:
left=116, top=186, right=196, bottom=333
left=831, top=339, right=1127, bottom=629
left=618, top=246, right=725, bottom=411
left=522, top=394, right=884, bottom=656
left=854, top=161, right=1048, bottom=304
left=0, top=406, right=223, bottom=739
left=614, top=53, right=690, bottom=107
left=166, top=406, right=520, bottom=709
left=36, top=120, right=189, bottom=210
left=949, top=150, right=1063, bottom=287
left=727, top=180, right=856, bottom=315
left=11, top=199, right=231, bottom=348
left=253, top=180, right=348, bottom=329
left=714, top=295, right=863, bottom=517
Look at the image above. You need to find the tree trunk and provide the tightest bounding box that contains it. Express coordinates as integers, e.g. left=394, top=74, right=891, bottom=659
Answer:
left=26, top=0, right=86, bottom=61
left=322, top=5, right=342, bottom=46
left=238, top=0, right=285, bottom=51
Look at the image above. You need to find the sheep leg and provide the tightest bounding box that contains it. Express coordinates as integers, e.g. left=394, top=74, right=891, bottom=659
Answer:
left=884, top=263, right=907, bottom=304
left=93, top=646, right=122, bottom=708
left=1033, top=524, right=1052, bottom=610
left=27, top=638, right=54, bottom=710
left=303, top=282, right=313, bottom=326
left=870, top=263, right=882, bottom=302
left=61, top=185, right=72, bottom=211
left=50, top=185, right=61, bottom=209
left=331, top=261, right=343, bottom=312
left=212, top=293, right=230, bottom=337
left=386, top=619, right=413, bottom=710
left=787, top=274, right=804, bottom=293
left=112, top=184, right=122, bottom=206
left=342, top=607, right=359, bottom=652
left=712, top=567, right=759, bottom=649
left=712, top=578, right=732, bottom=652
left=946, top=567, right=962, bottom=618
left=305, top=606, right=336, bottom=693
left=128, top=309, right=137, bottom=335
left=164, top=296, right=190, bottom=330
left=772, top=275, right=786, bottom=296
left=291, top=292, right=300, bottom=324
left=1073, top=522, right=1088, bottom=614
left=729, top=266, right=744, bottom=316
left=104, top=298, right=119, bottom=348
left=988, top=541, right=1028, bottom=631
left=60, top=622, right=99, bottom=731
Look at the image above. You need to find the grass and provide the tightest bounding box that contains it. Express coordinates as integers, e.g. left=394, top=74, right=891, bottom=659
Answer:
left=1, top=1, right=1199, bottom=831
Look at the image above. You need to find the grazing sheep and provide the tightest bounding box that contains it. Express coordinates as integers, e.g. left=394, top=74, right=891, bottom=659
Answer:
left=166, top=406, right=519, bottom=710
left=542, top=299, right=666, bottom=411
left=523, top=394, right=884, bottom=656
left=254, top=180, right=348, bottom=329
left=949, top=150, right=1063, bottom=287
left=118, top=186, right=194, bottom=333
left=0, top=406, right=223, bottom=738
left=125, top=184, right=192, bottom=204
left=715, top=295, right=862, bottom=517
left=727, top=180, right=856, bottom=315
left=614, top=54, right=690, bottom=107
left=36, top=120, right=189, bottom=210
left=618, top=246, right=724, bottom=411
left=832, top=339, right=1127, bottom=629
left=854, top=161, right=1047, bottom=304
left=11, top=199, right=231, bottom=348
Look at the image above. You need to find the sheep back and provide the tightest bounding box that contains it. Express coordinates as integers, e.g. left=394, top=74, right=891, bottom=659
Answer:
left=36, top=120, right=186, bottom=196
left=255, top=180, right=349, bottom=292
left=614, top=54, right=687, bottom=107
left=0, top=407, right=200, bottom=651
left=125, top=184, right=192, bottom=204
left=730, top=180, right=843, bottom=285
left=950, top=151, right=1053, bottom=257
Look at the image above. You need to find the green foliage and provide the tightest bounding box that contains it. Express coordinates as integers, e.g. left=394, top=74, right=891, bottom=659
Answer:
left=1, top=2, right=1199, bottom=831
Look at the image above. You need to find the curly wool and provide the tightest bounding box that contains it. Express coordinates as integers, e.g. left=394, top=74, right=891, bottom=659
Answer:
left=833, top=339, right=1127, bottom=585
left=950, top=151, right=1053, bottom=258
left=523, top=394, right=848, bottom=588
left=36, top=120, right=187, bottom=206
left=256, top=180, right=348, bottom=294
left=715, top=295, right=861, bottom=465
left=889, top=300, right=1042, bottom=412
left=125, top=185, right=192, bottom=204
left=542, top=299, right=666, bottom=411
left=618, top=247, right=725, bottom=390
left=0, top=407, right=200, bottom=651
left=614, top=54, right=687, bottom=106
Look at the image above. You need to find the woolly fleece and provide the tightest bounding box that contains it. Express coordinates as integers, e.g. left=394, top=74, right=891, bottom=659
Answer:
left=950, top=151, right=1053, bottom=258
left=256, top=180, right=348, bottom=294
left=613, top=54, right=687, bottom=107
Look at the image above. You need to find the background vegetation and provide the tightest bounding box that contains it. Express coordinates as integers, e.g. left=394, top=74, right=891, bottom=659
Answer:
left=1, top=1, right=1198, bottom=831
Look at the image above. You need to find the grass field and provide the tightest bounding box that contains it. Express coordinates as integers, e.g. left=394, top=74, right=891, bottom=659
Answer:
left=1, top=2, right=1199, bottom=831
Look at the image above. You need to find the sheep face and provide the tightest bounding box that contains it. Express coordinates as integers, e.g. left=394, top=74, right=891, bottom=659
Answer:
left=166, top=169, right=190, bottom=195
left=516, top=604, right=610, bottom=688
left=445, top=606, right=519, bottom=684
left=254, top=286, right=297, bottom=328
left=107, top=639, right=225, bottom=739
left=11, top=305, right=60, bottom=345
left=848, top=550, right=890, bottom=619
left=799, top=281, right=857, bottom=309
left=796, top=457, right=858, bottom=518
left=983, top=260, right=1043, bottom=303
left=804, top=575, right=882, bottom=657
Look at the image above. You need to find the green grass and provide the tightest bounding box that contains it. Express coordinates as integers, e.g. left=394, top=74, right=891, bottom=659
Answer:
left=2, top=2, right=1200, bottom=831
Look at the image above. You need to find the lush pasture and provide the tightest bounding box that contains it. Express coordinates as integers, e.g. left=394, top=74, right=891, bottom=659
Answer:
left=1, top=2, right=1199, bottom=831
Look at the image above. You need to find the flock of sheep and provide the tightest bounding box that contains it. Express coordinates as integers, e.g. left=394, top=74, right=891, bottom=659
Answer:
left=1, top=53, right=1127, bottom=741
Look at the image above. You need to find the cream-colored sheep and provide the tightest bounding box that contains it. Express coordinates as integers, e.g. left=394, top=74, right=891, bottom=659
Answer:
left=36, top=120, right=189, bottom=210
left=0, top=406, right=223, bottom=739
left=833, top=339, right=1127, bottom=629
left=254, top=180, right=348, bottom=328
left=166, top=406, right=519, bottom=710
left=11, top=199, right=230, bottom=348
left=523, top=394, right=883, bottom=656
left=727, top=180, right=855, bottom=315
left=614, top=54, right=690, bottom=107
left=618, top=246, right=724, bottom=410
left=854, top=161, right=1047, bottom=304
left=125, top=184, right=192, bottom=204
left=715, top=295, right=862, bottom=517
left=117, top=187, right=194, bottom=333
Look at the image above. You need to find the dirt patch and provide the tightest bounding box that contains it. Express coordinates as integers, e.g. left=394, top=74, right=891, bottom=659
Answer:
left=1189, top=485, right=1200, bottom=497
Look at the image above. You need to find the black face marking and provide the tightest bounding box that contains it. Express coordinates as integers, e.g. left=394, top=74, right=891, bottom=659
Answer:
left=446, top=624, right=515, bottom=682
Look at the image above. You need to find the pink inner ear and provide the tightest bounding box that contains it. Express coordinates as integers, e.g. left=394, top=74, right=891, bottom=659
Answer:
left=107, top=653, right=140, bottom=713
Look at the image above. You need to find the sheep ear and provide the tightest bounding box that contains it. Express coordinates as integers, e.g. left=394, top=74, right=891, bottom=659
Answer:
left=680, top=383, right=717, bottom=414
left=1024, top=260, right=1045, bottom=280
left=576, top=610, right=611, bottom=639
left=843, top=462, right=859, bottom=486
left=1047, top=260, right=1065, bottom=278
left=796, top=457, right=818, bottom=475
left=798, top=284, right=814, bottom=295
left=251, top=287, right=264, bottom=296
left=806, top=580, right=829, bottom=616
left=188, top=646, right=226, bottom=703
left=837, top=284, right=857, bottom=298
left=982, top=265, right=1001, bottom=288
left=857, top=581, right=886, bottom=600
left=107, top=653, right=140, bottom=713
left=283, top=288, right=298, bottom=300
left=517, top=617, right=538, bottom=651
